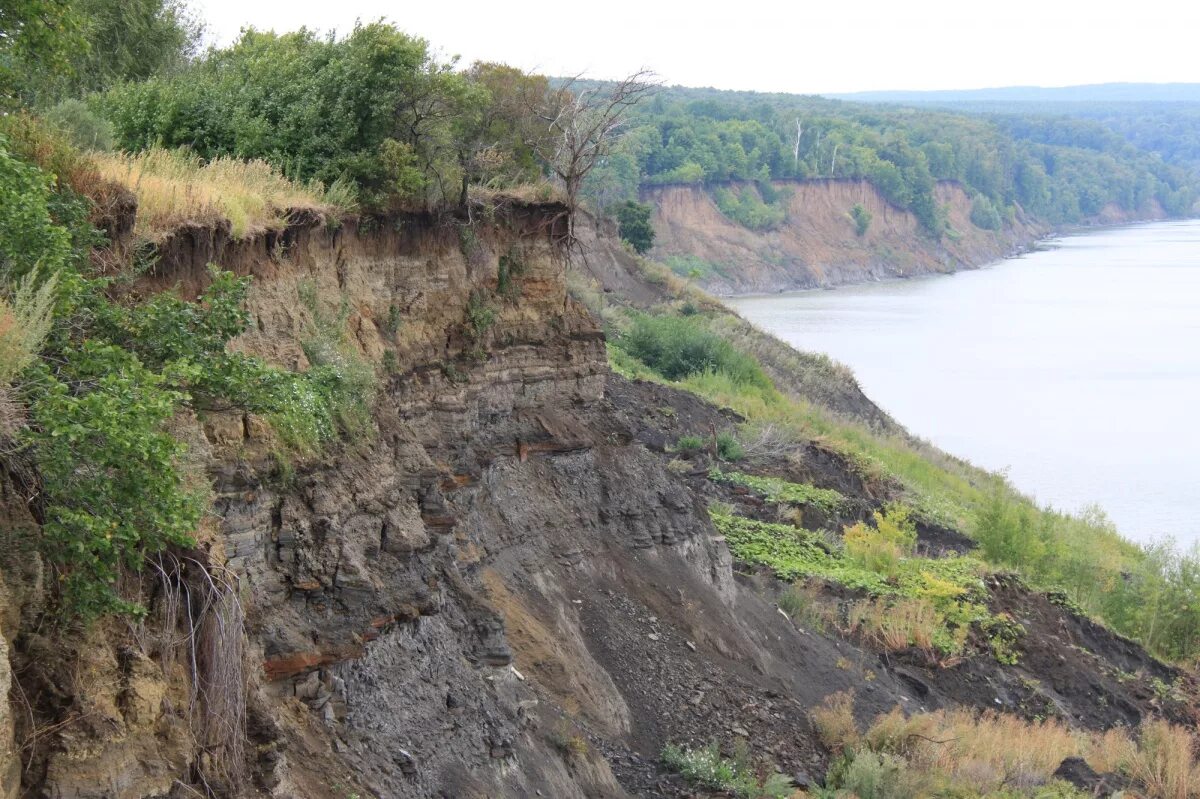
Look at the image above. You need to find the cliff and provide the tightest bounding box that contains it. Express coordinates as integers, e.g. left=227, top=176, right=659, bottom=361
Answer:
left=643, top=179, right=1165, bottom=295
left=1, top=200, right=1194, bottom=799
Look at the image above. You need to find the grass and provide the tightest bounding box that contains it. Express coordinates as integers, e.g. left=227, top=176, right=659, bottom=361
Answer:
left=710, top=470, right=846, bottom=513
left=90, top=147, right=356, bottom=239
left=812, top=692, right=1200, bottom=798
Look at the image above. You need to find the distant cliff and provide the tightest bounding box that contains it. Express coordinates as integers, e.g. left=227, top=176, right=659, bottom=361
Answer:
left=643, top=179, right=1166, bottom=295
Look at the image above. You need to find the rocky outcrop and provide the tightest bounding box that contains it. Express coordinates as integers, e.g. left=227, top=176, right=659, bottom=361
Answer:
left=644, top=179, right=1048, bottom=294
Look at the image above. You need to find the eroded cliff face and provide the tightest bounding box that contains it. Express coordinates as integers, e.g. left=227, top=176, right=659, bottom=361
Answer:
left=2, top=202, right=1193, bottom=799
left=645, top=180, right=1052, bottom=294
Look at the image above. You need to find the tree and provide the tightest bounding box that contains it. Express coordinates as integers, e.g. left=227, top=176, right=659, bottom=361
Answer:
left=0, top=0, right=84, bottom=105
left=615, top=200, right=654, bottom=253
left=454, top=62, right=548, bottom=206
left=61, top=0, right=202, bottom=96
left=532, top=70, right=659, bottom=240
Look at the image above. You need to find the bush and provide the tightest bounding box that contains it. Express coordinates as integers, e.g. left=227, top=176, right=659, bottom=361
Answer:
left=0, top=269, right=57, bottom=384
left=716, top=431, right=744, bottom=461
left=843, top=506, right=917, bottom=578
left=662, top=743, right=791, bottom=799
left=712, top=185, right=786, bottom=230
left=674, top=434, right=705, bottom=454
left=619, top=314, right=772, bottom=389
left=850, top=203, right=873, bottom=236
left=44, top=99, right=114, bottom=151
left=837, top=751, right=917, bottom=799
left=970, top=195, right=1004, bottom=230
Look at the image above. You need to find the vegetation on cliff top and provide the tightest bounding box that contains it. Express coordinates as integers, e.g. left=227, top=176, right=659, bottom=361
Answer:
left=579, top=85, right=1199, bottom=233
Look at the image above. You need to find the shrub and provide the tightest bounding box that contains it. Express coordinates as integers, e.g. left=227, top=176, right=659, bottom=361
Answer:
left=27, top=341, right=205, bottom=618
left=712, top=185, right=786, bottom=230
left=843, top=506, right=917, bottom=578
left=662, top=743, right=791, bottom=799
left=837, top=751, right=917, bottom=799
left=970, top=194, right=1004, bottom=230
left=619, top=314, right=772, bottom=389
left=674, top=434, right=705, bottom=454
left=716, top=431, right=744, bottom=461
left=44, top=99, right=114, bottom=151
left=850, top=203, right=873, bottom=236
left=0, top=269, right=57, bottom=384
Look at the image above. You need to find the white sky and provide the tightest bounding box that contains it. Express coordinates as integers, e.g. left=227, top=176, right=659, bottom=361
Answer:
left=192, top=0, right=1200, bottom=94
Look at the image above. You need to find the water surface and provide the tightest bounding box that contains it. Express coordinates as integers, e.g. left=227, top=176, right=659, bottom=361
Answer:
left=730, top=220, right=1200, bottom=546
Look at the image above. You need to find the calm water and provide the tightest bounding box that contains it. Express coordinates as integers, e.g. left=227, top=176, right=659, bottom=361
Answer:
left=730, top=220, right=1200, bottom=546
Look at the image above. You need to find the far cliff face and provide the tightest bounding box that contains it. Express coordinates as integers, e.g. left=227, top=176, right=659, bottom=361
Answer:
left=644, top=179, right=1056, bottom=294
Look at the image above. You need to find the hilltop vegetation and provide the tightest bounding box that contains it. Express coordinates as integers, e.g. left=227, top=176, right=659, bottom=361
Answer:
left=579, top=85, right=1199, bottom=233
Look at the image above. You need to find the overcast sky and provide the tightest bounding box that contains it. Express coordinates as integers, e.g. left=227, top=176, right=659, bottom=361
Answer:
left=191, top=0, right=1200, bottom=94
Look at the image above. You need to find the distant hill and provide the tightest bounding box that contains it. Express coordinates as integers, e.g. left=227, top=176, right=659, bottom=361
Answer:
left=829, top=83, right=1200, bottom=104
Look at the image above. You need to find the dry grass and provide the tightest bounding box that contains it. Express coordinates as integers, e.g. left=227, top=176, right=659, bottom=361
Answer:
left=90, top=148, right=355, bottom=240
left=847, top=597, right=940, bottom=653
left=1121, top=720, right=1200, bottom=799
left=811, top=689, right=859, bottom=752
left=813, top=692, right=1200, bottom=797
left=0, top=270, right=57, bottom=385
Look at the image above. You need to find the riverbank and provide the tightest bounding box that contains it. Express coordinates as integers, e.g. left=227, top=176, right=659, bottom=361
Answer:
left=729, top=218, right=1200, bottom=544
left=645, top=178, right=1173, bottom=296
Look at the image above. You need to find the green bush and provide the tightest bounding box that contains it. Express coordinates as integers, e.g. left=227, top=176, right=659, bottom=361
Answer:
left=970, top=195, right=1004, bottom=230
left=716, top=431, right=744, bottom=462
left=712, top=185, right=786, bottom=230
left=44, top=99, right=114, bottom=151
left=674, top=435, right=705, bottom=454
left=850, top=203, right=873, bottom=236
left=662, top=743, right=792, bottom=799
left=619, top=314, right=771, bottom=389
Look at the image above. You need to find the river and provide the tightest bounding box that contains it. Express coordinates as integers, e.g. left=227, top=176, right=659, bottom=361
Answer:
left=729, top=220, right=1200, bottom=546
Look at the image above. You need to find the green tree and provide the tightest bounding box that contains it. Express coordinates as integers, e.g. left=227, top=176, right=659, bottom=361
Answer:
left=615, top=200, right=655, bottom=253
left=850, top=203, right=872, bottom=236
left=0, top=0, right=85, bottom=105
left=99, top=22, right=476, bottom=208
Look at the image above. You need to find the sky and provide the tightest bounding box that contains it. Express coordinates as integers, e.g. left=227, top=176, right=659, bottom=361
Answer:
left=192, top=0, right=1200, bottom=95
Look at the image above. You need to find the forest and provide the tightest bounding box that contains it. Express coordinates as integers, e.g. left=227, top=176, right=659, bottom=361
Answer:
left=580, top=85, right=1200, bottom=233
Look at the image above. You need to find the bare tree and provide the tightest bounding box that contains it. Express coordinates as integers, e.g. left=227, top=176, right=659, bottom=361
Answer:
left=532, top=69, right=660, bottom=243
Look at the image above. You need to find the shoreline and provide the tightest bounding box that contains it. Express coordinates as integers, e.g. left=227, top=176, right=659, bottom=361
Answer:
left=703, top=215, right=1188, bottom=299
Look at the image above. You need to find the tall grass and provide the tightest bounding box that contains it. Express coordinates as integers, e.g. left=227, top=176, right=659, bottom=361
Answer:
left=814, top=692, right=1200, bottom=798
left=0, top=269, right=57, bottom=385
left=91, top=148, right=356, bottom=239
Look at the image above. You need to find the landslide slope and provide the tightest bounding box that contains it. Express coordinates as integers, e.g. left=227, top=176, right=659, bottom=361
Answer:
left=1, top=202, right=1194, bottom=799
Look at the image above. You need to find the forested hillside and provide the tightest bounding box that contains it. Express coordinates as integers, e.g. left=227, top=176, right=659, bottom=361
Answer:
left=579, top=85, right=1199, bottom=233
left=830, top=85, right=1200, bottom=169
